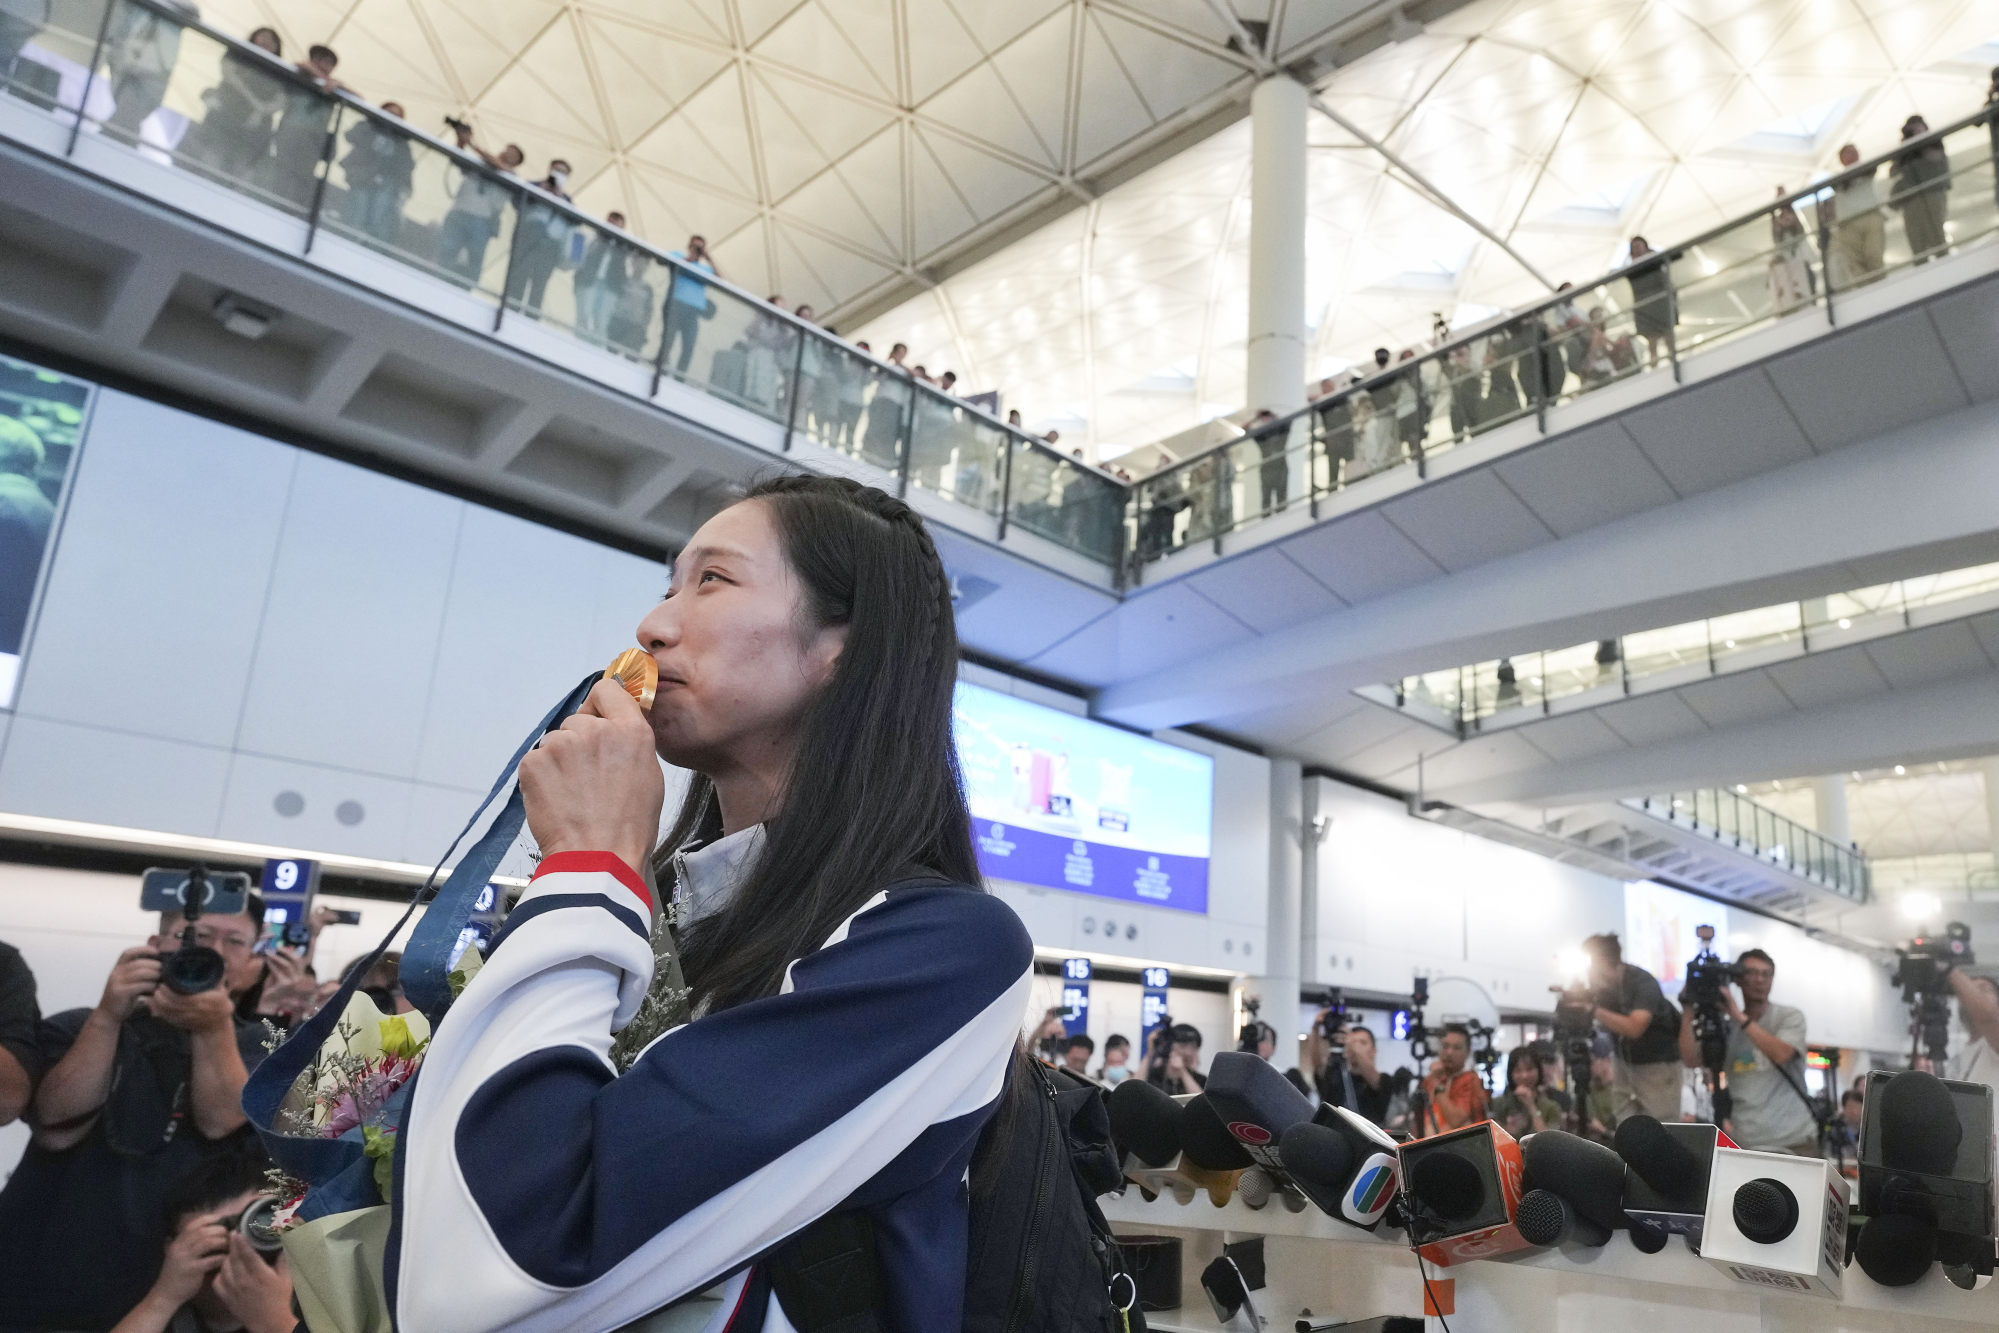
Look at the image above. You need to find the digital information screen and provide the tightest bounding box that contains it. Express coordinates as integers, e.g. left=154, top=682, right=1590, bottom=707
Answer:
left=954, top=682, right=1214, bottom=913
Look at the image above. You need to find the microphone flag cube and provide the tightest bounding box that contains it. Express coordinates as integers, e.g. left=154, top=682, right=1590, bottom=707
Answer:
left=1698, top=1149, right=1848, bottom=1300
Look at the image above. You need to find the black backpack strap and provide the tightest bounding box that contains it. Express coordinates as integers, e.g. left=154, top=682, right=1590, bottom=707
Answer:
left=767, top=1212, right=884, bottom=1333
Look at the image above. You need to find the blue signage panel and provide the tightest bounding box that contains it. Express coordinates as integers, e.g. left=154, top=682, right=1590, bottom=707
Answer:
left=258, top=857, right=319, bottom=950
left=954, top=682, right=1214, bottom=913
left=1061, top=957, right=1091, bottom=1038
left=1140, top=966, right=1171, bottom=1054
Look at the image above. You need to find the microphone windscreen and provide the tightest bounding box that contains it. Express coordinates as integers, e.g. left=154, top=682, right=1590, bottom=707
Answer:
left=1515, top=1188, right=1610, bottom=1248
left=1181, top=1095, right=1255, bottom=1171
left=1108, top=1077, right=1185, bottom=1167
left=1614, top=1115, right=1698, bottom=1192
left=1276, top=1120, right=1353, bottom=1190
left=1854, top=1212, right=1939, bottom=1287
left=1236, top=1164, right=1274, bottom=1209
left=1627, top=1219, right=1669, bottom=1254
left=1878, top=1071, right=1963, bottom=1174
left=1520, top=1130, right=1628, bottom=1235
left=1411, top=1152, right=1485, bottom=1221
left=1731, top=1178, right=1799, bottom=1244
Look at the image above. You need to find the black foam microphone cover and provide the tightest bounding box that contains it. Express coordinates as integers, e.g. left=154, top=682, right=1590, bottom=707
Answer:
left=1732, top=1178, right=1800, bottom=1244
left=1277, top=1121, right=1353, bottom=1190
left=1108, top=1077, right=1186, bottom=1168
left=1853, top=1212, right=1939, bottom=1287
left=1878, top=1071, right=1963, bottom=1174
left=1204, top=1051, right=1317, bottom=1152
left=1614, top=1115, right=1698, bottom=1192
left=1516, top=1188, right=1612, bottom=1248
left=1627, top=1219, right=1669, bottom=1254
left=1181, top=1094, right=1255, bottom=1171
left=1520, top=1130, right=1627, bottom=1236
left=1410, top=1152, right=1485, bottom=1221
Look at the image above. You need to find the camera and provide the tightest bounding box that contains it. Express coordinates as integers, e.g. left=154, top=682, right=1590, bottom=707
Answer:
left=232, top=1196, right=285, bottom=1264
left=1895, top=922, right=1973, bottom=1064
left=138, top=866, right=251, bottom=995
left=443, top=114, right=472, bottom=137
left=1680, top=923, right=1738, bottom=1077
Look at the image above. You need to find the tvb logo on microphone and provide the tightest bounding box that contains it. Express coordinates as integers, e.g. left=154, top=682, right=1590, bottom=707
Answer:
left=1341, top=1153, right=1398, bottom=1226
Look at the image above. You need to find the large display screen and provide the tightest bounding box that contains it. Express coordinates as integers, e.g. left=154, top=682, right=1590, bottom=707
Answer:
left=1624, top=879, right=1730, bottom=989
left=0, top=352, right=87, bottom=707
left=954, top=682, right=1213, bottom=913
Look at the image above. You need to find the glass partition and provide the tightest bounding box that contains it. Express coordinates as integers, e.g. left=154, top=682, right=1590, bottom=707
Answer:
left=907, top=388, right=1004, bottom=515
left=655, top=272, right=797, bottom=423
left=792, top=334, right=907, bottom=472
left=1008, top=442, right=1125, bottom=563
left=1642, top=788, right=1868, bottom=902
left=1, top=0, right=103, bottom=113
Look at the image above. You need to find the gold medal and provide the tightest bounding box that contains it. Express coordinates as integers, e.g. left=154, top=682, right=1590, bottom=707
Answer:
left=604, top=648, right=658, bottom=712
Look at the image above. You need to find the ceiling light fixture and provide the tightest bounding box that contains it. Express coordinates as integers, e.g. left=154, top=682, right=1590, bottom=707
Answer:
left=1894, top=764, right=1906, bottom=775
left=1837, top=617, right=1852, bottom=629
left=1899, top=892, right=1942, bottom=923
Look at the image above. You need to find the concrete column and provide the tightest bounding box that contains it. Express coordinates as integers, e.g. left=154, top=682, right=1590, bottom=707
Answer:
left=1299, top=776, right=1320, bottom=987
left=1813, top=774, right=1851, bottom=848
left=1984, top=756, right=1999, bottom=863
left=1247, top=75, right=1309, bottom=416
left=1251, top=757, right=1305, bottom=1074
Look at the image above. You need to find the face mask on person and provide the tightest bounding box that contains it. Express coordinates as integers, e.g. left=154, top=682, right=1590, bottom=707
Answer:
left=551, top=168, right=570, bottom=187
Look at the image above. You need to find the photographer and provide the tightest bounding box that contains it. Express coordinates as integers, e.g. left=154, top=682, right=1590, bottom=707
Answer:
left=1306, top=1015, right=1393, bottom=1127
left=1678, top=947, right=1816, bottom=1154
left=109, top=1148, right=292, bottom=1333
left=0, top=895, right=273, bottom=1331
left=0, top=938, right=38, bottom=1125
left=1417, top=1023, right=1489, bottom=1137
left=1946, top=968, right=1999, bottom=1095
left=1583, top=932, right=1683, bottom=1124
left=1147, top=1021, right=1207, bottom=1094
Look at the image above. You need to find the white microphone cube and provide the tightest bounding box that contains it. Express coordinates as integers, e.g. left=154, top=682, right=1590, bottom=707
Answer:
left=1698, top=1149, right=1848, bottom=1300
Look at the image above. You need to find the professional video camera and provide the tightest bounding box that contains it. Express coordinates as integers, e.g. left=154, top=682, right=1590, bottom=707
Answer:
left=1235, top=995, right=1275, bottom=1053
left=1683, top=924, right=1737, bottom=1077
left=1894, top=922, right=1974, bottom=1065
left=1549, top=971, right=1598, bottom=1137
left=139, top=866, right=252, bottom=995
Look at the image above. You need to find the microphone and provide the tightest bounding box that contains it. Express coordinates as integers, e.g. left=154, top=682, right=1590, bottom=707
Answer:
left=1518, top=1130, right=1624, bottom=1246
left=1855, top=1070, right=1994, bottom=1287
left=1398, top=1120, right=1533, bottom=1265
left=1203, top=1052, right=1319, bottom=1210
left=1615, top=1116, right=1731, bottom=1245
left=1516, top=1188, right=1611, bottom=1248
left=1181, top=1094, right=1255, bottom=1171
left=1698, top=1148, right=1848, bottom=1298
left=1277, top=1107, right=1401, bottom=1231
left=1106, top=1079, right=1237, bottom=1207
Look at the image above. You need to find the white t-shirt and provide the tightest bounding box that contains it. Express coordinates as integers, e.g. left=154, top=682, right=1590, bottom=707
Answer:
left=1949, top=1035, right=1999, bottom=1099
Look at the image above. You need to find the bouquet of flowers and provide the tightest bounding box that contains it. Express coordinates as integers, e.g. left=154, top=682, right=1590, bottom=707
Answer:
left=265, top=991, right=433, bottom=1218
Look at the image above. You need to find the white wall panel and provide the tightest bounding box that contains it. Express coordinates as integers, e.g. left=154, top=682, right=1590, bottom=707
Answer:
left=12, top=389, right=295, bottom=747
left=214, top=752, right=418, bottom=864
left=0, top=718, right=231, bottom=833
left=233, top=453, right=461, bottom=778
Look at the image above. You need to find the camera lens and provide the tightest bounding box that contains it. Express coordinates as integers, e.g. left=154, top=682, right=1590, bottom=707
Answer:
left=235, top=1197, right=285, bottom=1259
left=162, top=945, right=226, bottom=994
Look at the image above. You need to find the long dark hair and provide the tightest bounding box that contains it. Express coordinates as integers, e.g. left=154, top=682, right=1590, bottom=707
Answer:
left=653, top=475, right=979, bottom=1014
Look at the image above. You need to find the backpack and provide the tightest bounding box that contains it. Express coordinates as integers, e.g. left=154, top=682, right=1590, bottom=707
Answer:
left=771, top=1051, right=1144, bottom=1333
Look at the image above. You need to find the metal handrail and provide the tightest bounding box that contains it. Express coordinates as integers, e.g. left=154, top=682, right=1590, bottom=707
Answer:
left=82, top=0, right=1105, bottom=502
left=1641, top=789, right=1870, bottom=901
left=1141, top=98, right=1999, bottom=484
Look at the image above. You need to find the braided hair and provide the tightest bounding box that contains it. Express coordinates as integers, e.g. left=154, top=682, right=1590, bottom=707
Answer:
left=655, top=474, right=980, bottom=1014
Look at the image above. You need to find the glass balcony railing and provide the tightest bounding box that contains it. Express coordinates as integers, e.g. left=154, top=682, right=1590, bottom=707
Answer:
left=1631, top=790, right=1870, bottom=903
left=0, top=0, right=1127, bottom=569
left=5, top=0, right=1997, bottom=584
left=1374, top=560, right=1999, bottom=734
left=1132, top=102, right=1999, bottom=566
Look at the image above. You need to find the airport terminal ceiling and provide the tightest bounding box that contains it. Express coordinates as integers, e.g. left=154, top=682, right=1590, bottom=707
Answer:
left=194, top=0, right=1999, bottom=459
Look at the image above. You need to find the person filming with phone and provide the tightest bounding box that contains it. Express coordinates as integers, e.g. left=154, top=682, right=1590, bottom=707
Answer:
left=0, top=882, right=273, bottom=1332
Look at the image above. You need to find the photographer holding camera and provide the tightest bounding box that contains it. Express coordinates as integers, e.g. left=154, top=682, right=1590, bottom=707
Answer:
left=1305, top=1011, right=1394, bottom=1127
left=109, top=1147, right=294, bottom=1333
left=1581, top=933, right=1684, bottom=1124
left=1946, top=968, right=1999, bottom=1096
left=1677, top=947, right=1817, bottom=1154
left=0, top=890, right=273, bottom=1332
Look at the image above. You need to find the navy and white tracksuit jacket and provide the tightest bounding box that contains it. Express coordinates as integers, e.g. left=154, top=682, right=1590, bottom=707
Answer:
left=386, top=835, right=1035, bottom=1333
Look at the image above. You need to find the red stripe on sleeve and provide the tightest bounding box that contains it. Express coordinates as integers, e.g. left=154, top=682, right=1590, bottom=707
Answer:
left=530, top=850, right=653, bottom=911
